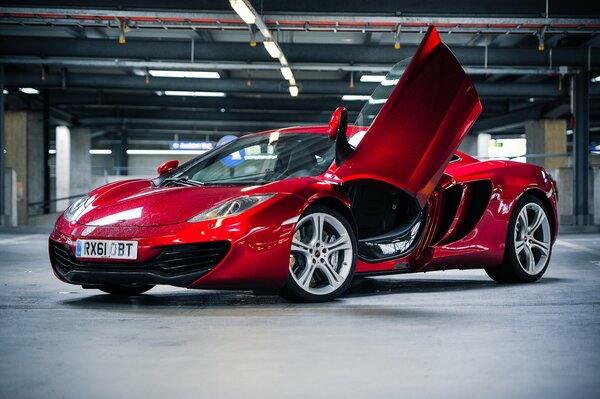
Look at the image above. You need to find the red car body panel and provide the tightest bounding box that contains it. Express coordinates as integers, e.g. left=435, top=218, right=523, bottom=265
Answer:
left=334, top=27, right=482, bottom=207
left=48, top=26, right=558, bottom=293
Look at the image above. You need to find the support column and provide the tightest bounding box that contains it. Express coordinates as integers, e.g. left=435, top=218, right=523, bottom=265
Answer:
left=42, top=90, right=50, bottom=214
left=524, top=119, right=567, bottom=169
left=477, top=133, right=491, bottom=158
left=114, top=131, right=128, bottom=176
left=0, top=65, right=4, bottom=225
left=4, top=111, right=43, bottom=225
left=458, top=135, right=477, bottom=156
left=571, top=70, right=590, bottom=225
left=56, top=126, right=91, bottom=211
left=458, top=133, right=490, bottom=158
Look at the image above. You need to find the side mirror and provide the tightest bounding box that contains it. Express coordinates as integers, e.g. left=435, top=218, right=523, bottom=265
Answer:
left=328, top=107, right=344, bottom=140
left=327, top=107, right=353, bottom=166
left=157, top=159, right=179, bottom=176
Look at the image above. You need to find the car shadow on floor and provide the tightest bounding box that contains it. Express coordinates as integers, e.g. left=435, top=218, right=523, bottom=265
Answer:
left=59, top=276, right=566, bottom=309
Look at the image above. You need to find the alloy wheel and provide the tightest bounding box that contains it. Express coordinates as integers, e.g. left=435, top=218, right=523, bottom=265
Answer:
left=290, top=212, right=353, bottom=296
left=513, top=202, right=551, bottom=275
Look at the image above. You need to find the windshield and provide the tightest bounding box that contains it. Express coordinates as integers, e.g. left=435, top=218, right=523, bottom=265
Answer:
left=165, top=132, right=334, bottom=185
left=351, top=57, right=412, bottom=136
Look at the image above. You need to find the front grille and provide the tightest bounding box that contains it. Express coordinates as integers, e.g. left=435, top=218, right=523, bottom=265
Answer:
left=50, top=240, right=230, bottom=277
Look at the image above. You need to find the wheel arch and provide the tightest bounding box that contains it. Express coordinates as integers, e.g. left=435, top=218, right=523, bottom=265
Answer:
left=304, top=196, right=358, bottom=236
left=519, top=188, right=557, bottom=240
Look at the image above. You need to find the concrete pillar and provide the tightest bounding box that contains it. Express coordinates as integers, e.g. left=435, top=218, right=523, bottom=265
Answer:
left=458, top=135, right=477, bottom=156
left=571, top=70, right=590, bottom=225
left=594, top=168, right=600, bottom=226
left=0, top=65, right=4, bottom=225
left=56, top=126, right=91, bottom=211
left=547, top=167, right=594, bottom=226
left=524, top=119, right=567, bottom=169
left=477, top=133, right=491, bottom=158
left=114, top=131, right=128, bottom=176
left=4, top=111, right=43, bottom=225
left=459, top=133, right=490, bottom=158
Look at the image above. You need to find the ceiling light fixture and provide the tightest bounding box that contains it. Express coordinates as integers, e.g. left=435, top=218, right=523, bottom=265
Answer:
left=149, top=70, right=221, bottom=79
left=229, top=0, right=256, bottom=25
left=342, top=95, right=370, bottom=101
left=360, top=75, right=386, bottom=83
left=19, top=87, right=39, bottom=94
left=163, top=91, right=226, bottom=97
left=280, top=67, right=293, bottom=81
left=289, top=86, right=299, bottom=97
left=263, top=40, right=281, bottom=58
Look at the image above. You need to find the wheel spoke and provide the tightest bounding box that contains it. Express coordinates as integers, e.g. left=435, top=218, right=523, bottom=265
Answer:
left=524, top=245, right=535, bottom=273
left=518, top=210, right=528, bottom=232
left=298, top=264, right=316, bottom=289
left=311, top=214, right=325, bottom=243
left=530, top=238, right=550, bottom=256
left=318, top=261, right=342, bottom=289
left=528, top=209, right=546, bottom=234
left=323, top=234, right=351, bottom=253
left=291, top=238, right=312, bottom=258
left=515, top=240, right=526, bottom=254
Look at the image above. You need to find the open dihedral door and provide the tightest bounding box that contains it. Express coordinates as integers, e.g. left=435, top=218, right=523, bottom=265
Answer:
left=334, top=26, right=482, bottom=261
left=335, top=26, right=481, bottom=207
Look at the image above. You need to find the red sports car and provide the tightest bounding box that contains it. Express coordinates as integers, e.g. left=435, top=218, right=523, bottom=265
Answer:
left=49, top=27, right=558, bottom=302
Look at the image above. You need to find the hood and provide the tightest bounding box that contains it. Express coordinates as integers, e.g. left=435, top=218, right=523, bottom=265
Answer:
left=75, top=179, right=254, bottom=227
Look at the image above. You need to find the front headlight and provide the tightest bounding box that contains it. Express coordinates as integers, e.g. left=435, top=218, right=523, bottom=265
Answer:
left=63, top=195, right=90, bottom=222
left=188, top=194, right=275, bottom=223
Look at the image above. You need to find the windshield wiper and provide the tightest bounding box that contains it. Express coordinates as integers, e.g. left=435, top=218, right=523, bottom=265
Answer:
left=160, top=175, right=204, bottom=187
left=202, top=172, right=272, bottom=184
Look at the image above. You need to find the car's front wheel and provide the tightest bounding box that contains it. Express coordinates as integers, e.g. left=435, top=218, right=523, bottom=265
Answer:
left=98, top=284, right=154, bottom=296
left=280, top=205, right=357, bottom=302
left=485, top=195, right=553, bottom=283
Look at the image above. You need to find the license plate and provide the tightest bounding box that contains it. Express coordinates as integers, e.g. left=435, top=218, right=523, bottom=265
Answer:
left=75, top=240, right=138, bottom=260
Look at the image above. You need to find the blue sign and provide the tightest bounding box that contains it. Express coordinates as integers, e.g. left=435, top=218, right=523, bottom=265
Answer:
left=217, top=135, right=245, bottom=167
left=169, top=141, right=214, bottom=151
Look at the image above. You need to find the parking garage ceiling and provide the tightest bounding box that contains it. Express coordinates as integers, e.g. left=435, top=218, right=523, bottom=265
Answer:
left=0, top=0, right=599, bottom=143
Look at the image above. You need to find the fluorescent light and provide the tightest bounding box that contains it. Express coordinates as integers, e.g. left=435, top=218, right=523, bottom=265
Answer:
left=360, top=75, right=386, bottom=83
left=127, top=149, right=210, bottom=155
left=49, top=149, right=112, bottom=155
left=263, top=40, right=281, bottom=58
left=149, top=70, right=220, bottom=79
left=229, top=0, right=256, bottom=24
left=592, top=75, right=600, bottom=83
left=90, top=149, right=112, bottom=155
left=280, top=67, right=294, bottom=80
left=289, top=86, right=299, bottom=97
left=164, top=91, right=226, bottom=97
left=19, top=87, right=39, bottom=94
left=342, top=95, right=370, bottom=101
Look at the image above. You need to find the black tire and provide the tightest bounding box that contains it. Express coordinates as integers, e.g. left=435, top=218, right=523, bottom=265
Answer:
left=98, top=284, right=154, bottom=296
left=485, top=195, right=553, bottom=283
left=280, top=205, right=357, bottom=302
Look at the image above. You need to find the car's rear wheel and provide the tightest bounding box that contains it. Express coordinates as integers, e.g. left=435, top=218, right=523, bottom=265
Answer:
left=98, top=284, right=154, bottom=296
left=485, top=195, right=552, bottom=283
left=280, top=205, right=357, bottom=302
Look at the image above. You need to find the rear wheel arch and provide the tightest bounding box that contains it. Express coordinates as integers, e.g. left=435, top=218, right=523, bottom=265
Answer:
left=519, top=188, right=557, bottom=239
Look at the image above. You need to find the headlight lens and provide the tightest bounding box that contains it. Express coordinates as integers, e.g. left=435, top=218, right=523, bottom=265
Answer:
left=188, top=194, right=275, bottom=223
left=63, top=195, right=90, bottom=222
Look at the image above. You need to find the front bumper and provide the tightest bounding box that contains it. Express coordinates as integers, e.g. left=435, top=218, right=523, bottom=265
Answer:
left=50, top=239, right=230, bottom=287
left=49, top=195, right=302, bottom=290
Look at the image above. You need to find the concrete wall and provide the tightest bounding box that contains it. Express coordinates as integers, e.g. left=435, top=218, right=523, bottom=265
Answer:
left=4, top=111, right=43, bottom=225
left=547, top=167, right=595, bottom=226
left=525, top=119, right=567, bottom=169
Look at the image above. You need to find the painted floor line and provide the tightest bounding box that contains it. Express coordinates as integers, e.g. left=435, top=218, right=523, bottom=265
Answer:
left=555, top=239, right=600, bottom=257
left=0, top=235, right=41, bottom=245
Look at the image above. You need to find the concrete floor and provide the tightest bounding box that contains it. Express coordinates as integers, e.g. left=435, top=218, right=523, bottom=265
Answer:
left=0, top=233, right=599, bottom=399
